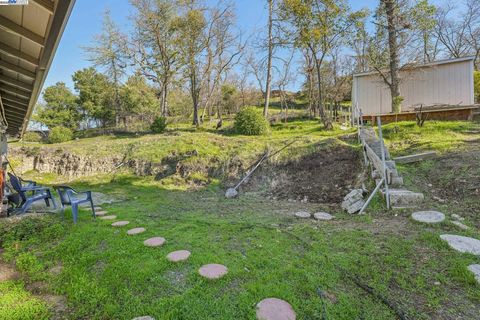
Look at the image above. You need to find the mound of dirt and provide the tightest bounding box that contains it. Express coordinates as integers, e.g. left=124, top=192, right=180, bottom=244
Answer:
left=249, top=144, right=362, bottom=204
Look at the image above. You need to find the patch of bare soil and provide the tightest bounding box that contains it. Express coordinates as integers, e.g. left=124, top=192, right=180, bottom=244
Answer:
left=248, top=144, right=362, bottom=204
left=0, top=259, right=70, bottom=319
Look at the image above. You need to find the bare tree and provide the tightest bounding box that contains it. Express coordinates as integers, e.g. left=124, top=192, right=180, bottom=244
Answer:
left=263, top=0, right=274, bottom=118
left=175, top=0, right=239, bottom=127
left=434, top=5, right=471, bottom=59
left=274, top=49, right=295, bottom=123
left=130, top=0, right=179, bottom=117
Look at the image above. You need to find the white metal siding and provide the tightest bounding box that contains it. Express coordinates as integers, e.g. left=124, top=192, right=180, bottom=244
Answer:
left=353, top=59, right=475, bottom=115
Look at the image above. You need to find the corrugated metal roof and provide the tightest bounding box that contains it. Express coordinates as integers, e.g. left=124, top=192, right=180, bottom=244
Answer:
left=0, top=0, right=75, bottom=137
left=353, top=56, right=476, bottom=78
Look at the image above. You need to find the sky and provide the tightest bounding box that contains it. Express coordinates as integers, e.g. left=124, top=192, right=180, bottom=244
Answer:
left=45, top=0, right=383, bottom=91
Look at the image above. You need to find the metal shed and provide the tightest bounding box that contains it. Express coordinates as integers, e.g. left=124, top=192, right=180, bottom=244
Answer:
left=352, top=57, right=476, bottom=117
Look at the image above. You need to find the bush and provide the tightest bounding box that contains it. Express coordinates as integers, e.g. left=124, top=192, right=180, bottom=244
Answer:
left=234, top=107, right=270, bottom=135
left=22, top=131, right=42, bottom=143
left=150, top=117, right=167, bottom=133
left=48, top=126, right=73, bottom=143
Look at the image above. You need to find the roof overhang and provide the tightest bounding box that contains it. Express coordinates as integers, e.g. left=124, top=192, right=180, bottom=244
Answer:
left=353, top=56, right=476, bottom=78
left=0, top=0, right=75, bottom=137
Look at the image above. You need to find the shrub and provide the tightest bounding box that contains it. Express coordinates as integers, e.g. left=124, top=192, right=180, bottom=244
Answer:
left=234, top=107, right=270, bottom=135
left=150, top=116, right=167, bottom=133
left=48, top=126, right=73, bottom=143
left=22, top=131, right=42, bottom=143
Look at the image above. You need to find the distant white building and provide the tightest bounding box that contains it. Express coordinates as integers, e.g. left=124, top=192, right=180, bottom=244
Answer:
left=352, top=57, right=475, bottom=116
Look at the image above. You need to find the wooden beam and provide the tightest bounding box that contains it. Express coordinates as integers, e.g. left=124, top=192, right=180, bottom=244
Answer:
left=20, top=0, right=76, bottom=137
left=4, top=107, right=26, bottom=118
left=0, top=16, right=45, bottom=47
left=3, top=100, right=28, bottom=112
left=30, top=0, right=55, bottom=14
left=0, top=59, right=36, bottom=79
left=0, top=92, right=29, bottom=106
left=393, top=151, right=438, bottom=164
left=5, top=112, right=26, bottom=122
left=0, top=42, right=39, bottom=66
left=0, top=75, right=33, bottom=92
left=0, top=84, right=31, bottom=99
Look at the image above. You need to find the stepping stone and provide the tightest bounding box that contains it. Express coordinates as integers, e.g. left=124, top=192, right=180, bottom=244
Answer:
left=451, top=214, right=465, bottom=221
left=198, top=264, right=228, bottom=279
left=313, top=212, right=333, bottom=221
left=95, top=211, right=108, bottom=216
left=143, top=237, right=165, bottom=247
left=111, top=221, right=129, bottom=227
left=132, top=317, right=155, bottom=320
left=167, top=250, right=191, bottom=262
left=127, top=227, right=146, bottom=235
left=440, top=234, right=480, bottom=255
left=451, top=220, right=469, bottom=230
left=100, top=215, right=117, bottom=220
left=256, top=298, right=296, bottom=320
left=468, top=264, right=480, bottom=284
left=294, top=211, right=311, bottom=219
left=94, top=207, right=102, bottom=211
left=411, top=211, right=445, bottom=223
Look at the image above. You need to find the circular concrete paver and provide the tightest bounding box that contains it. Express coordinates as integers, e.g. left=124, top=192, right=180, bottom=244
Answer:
left=468, top=264, right=480, bottom=284
left=143, top=237, right=165, bottom=247
left=111, top=221, right=130, bottom=227
left=313, top=212, right=333, bottom=221
left=440, top=234, right=480, bottom=255
left=411, top=211, right=445, bottom=223
left=256, top=298, right=296, bottom=320
left=127, top=227, right=146, bottom=235
left=294, top=211, right=311, bottom=219
left=198, top=264, right=228, bottom=279
left=167, top=250, right=191, bottom=262
left=95, top=211, right=108, bottom=216
left=132, top=317, right=155, bottom=320
left=94, top=206, right=102, bottom=211
left=100, top=215, right=117, bottom=220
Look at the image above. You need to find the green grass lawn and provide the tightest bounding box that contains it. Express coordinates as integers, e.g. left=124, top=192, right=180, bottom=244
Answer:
left=2, top=120, right=480, bottom=319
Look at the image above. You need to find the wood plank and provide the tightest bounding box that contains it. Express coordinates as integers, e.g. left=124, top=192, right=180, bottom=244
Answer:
left=393, top=152, right=438, bottom=164
left=0, top=75, right=33, bottom=92
left=3, top=106, right=26, bottom=117
left=2, top=100, right=28, bottom=112
left=5, top=112, right=26, bottom=122
left=364, top=142, right=393, bottom=183
left=31, top=0, right=55, bottom=14
left=0, top=16, right=45, bottom=47
left=0, top=42, right=39, bottom=66
left=0, top=59, right=36, bottom=79
left=0, top=92, right=29, bottom=106
left=0, top=84, right=31, bottom=99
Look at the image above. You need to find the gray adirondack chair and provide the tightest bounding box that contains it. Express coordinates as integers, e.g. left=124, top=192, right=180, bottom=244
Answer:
left=8, top=173, right=56, bottom=214
left=54, top=186, right=96, bottom=224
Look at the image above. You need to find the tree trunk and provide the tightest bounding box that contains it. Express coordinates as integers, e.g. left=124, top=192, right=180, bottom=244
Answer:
left=161, top=81, right=169, bottom=117
left=263, top=0, right=273, bottom=118
left=384, top=0, right=401, bottom=113
left=312, top=51, right=332, bottom=130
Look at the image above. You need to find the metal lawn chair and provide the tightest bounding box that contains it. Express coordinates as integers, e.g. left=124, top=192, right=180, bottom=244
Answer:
left=8, top=173, right=56, bottom=214
left=54, top=185, right=96, bottom=224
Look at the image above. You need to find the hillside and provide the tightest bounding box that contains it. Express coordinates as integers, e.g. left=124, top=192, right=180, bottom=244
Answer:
left=2, top=119, right=480, bottom=320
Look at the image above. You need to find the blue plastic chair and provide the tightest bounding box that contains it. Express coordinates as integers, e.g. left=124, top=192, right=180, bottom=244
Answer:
left=54, top=186, right=96, bottom=224
left=8, top=173, right=56, bottom=214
